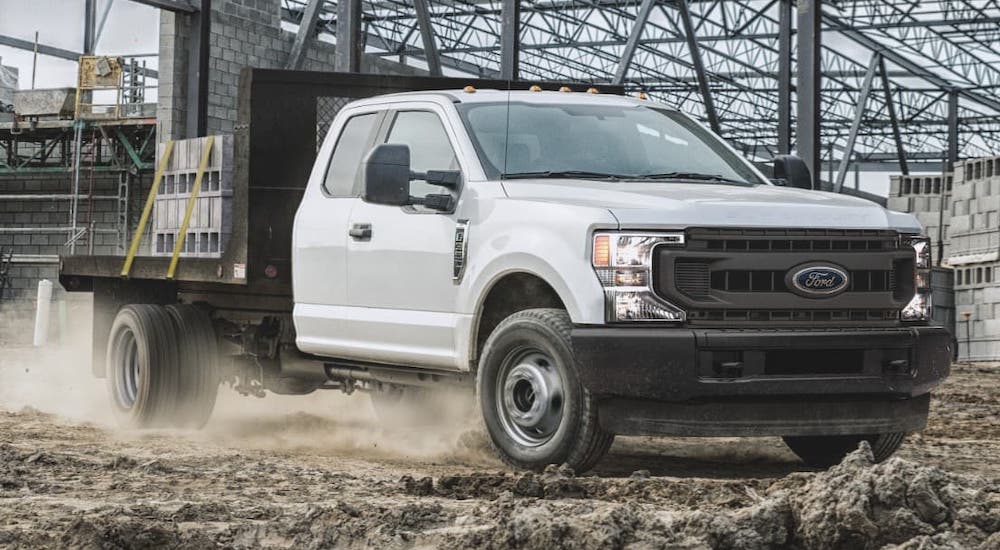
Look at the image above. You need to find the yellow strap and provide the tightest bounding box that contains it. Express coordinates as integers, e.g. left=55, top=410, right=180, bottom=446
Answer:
left=167, top=135, right=215, bottom=280
left=121, top=140, right=174, bottom=277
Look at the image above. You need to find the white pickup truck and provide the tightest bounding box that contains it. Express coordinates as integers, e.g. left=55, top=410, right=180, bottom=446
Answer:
left=63, top=84, right=951, bottom=473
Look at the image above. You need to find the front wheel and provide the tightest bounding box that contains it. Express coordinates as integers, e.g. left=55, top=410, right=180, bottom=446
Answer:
left=783, top=432, right=906, bottom=468
left=477, top=308, right=613, bottom=472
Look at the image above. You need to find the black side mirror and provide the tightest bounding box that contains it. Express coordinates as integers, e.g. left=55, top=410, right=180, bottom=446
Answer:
left=363, top=144, right=412, bottom=206
left=772, top=155, right=813, bottom=190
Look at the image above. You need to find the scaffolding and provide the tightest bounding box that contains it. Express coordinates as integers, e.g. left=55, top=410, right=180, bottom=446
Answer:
left=0, top=55, right=157, bottom=258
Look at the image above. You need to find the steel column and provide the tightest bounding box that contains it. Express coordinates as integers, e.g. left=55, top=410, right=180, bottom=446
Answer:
left=835, top=53, right=879, bottom=193
left=84, top=0, right=97, bottom=54
left=776, top=0, right=792, bottom=154
left=796, top=0, right=821, bottom=190
left=414, top=0, right=442, bottom=76
left=336, top=0, right=363, bottom=73
left=677, top=0, right=721, bottom=134
left=947, top=90, right=959, bottom=172
left=185, top=0, right=211, bottom=138
left=877, top=56, right=908, bottom=175
left=501, top=0, right=521, bottom=80
left=613, top=0, right=656, bottom=85
left=286, top=0, right=323, bottom=70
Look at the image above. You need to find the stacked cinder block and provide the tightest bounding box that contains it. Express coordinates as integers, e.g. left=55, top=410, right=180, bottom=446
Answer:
left=948, top=157, right=1000, bottom=262
left=946, top=155, right=1000, bottom=360
left=152, top=135, right=233, bottom=258
left=887, top=173, right=952, bottom=263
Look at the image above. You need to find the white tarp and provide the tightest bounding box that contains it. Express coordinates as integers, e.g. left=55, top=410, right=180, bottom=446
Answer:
left=0, top=63, right=17, bottom=104
left=0, top=59, right=19, bottom=105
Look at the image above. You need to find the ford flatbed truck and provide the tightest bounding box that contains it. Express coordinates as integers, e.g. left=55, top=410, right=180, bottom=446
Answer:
left=60, top=70, right=950, bottom=472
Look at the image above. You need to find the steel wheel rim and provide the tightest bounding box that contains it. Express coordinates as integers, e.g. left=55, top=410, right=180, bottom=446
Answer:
left=495, top=349, right=565, bottom=447
left=112, top=329, right=140, bottom=410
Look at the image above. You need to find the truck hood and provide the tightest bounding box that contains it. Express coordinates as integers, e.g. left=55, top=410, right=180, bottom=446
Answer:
left=501, top=179, right=920, bottom=232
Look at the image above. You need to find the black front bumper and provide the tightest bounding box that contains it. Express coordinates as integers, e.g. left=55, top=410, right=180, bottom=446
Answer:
left=572, top=326, right=951, bottom=437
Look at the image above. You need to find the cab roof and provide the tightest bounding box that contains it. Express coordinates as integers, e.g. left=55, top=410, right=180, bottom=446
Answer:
left=351, top=89, right=671, bottom=109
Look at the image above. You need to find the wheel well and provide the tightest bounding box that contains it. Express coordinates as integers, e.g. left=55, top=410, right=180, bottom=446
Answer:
left=472, top=273, right=566, bottom=367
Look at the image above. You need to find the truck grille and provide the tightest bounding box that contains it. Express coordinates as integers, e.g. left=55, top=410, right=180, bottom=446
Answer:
left=656, top=228, right=913, bottom=327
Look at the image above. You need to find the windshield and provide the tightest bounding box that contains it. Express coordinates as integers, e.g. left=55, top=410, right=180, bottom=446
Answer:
left=456, top=101, right=766, bottom=185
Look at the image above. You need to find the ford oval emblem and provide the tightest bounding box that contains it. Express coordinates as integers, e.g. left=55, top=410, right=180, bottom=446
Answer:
left=786, top=264, right=850, bottom=298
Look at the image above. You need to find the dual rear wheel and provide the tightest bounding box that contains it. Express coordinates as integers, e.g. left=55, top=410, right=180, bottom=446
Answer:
left=106, top=304, right=219, bottom=429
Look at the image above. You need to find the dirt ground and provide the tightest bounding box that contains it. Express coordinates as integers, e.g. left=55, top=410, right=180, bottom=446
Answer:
left=0, top=345, right=997, bottom=549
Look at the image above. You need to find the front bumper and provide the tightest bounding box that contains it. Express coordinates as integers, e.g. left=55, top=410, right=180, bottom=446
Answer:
left=572, top=326, right=951, bottom=437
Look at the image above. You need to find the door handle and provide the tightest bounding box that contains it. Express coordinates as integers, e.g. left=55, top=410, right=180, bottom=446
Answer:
left=349, top=223, right=372, bottom=240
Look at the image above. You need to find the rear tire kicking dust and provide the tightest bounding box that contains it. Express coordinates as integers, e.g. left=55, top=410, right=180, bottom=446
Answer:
left=106, top=304, right=220, bottom=429
left=477, top=308, right=613, bottom=472
left=106, top=305, right=182, bottom=428
left=165, top=305, right=221, bottom=429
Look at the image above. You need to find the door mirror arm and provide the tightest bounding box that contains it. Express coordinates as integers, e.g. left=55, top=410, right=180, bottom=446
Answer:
left=413, top=169, right=462, bottom=189
left=412, top=193, right=455, bottom=212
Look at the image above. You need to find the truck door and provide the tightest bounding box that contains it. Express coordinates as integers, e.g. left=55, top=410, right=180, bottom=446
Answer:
left=344, top=105, right=468, bottom=370
left=293, top=109, right=383, bottom=355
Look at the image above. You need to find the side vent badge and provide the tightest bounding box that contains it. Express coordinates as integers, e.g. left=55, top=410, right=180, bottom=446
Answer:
left=453, top=220, right=470, bottom=282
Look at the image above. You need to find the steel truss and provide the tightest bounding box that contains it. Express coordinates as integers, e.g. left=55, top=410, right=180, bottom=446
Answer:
left=280, top=0, right=1000, bottom=172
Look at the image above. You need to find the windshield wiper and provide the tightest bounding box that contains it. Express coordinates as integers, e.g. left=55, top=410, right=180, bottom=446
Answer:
left=633, top=172, right=752, bottom=185
left=502, top=170, right=628, bottom=181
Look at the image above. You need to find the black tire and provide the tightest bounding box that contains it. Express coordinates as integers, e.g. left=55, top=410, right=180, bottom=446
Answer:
left=477, top=308, right=614, bottom=473
left=783, top=432, right=906, bottom=468
left=106, top=304, right=181, bottom=428
left=165, top=305, right=220, bottom=429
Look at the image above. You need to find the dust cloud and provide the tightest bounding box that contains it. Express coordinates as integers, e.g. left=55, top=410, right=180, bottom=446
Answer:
left=0, top=297, right=493, bottom=467
left=0, top=298, right=111, bottom=425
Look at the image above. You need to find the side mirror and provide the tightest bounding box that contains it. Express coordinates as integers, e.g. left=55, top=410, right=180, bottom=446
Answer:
left=363, top=144, right=412, bottom=206
left=772, top=155, right=813, bottom=190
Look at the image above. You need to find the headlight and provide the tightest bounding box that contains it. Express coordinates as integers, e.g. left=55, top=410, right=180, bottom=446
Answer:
left=901, top=235, right=932, bottom=322
left=592, top=232, right=685, bottom=322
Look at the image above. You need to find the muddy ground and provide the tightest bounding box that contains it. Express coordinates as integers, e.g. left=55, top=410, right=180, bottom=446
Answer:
left=0, top=345, right=997, bottom=549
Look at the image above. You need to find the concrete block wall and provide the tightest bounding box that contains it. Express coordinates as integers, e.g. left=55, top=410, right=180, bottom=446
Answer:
left=948, top=156, right=1000, bottom=262
left=954, top=263, right=1000, bottom=360
left=0, top=173, right=121, bottom=301
left=158, top=0, right=427, bottom=142
left=888, top=173, right=952, bottom=262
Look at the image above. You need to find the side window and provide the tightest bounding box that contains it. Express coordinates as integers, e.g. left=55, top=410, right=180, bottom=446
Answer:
left=386, top=111, right=459, bottom=199
left=322, top=113, right=378, bottom=197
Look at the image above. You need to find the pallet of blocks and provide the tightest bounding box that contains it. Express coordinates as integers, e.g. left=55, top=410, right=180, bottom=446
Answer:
left=152, top=135, right=233, bottom=258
